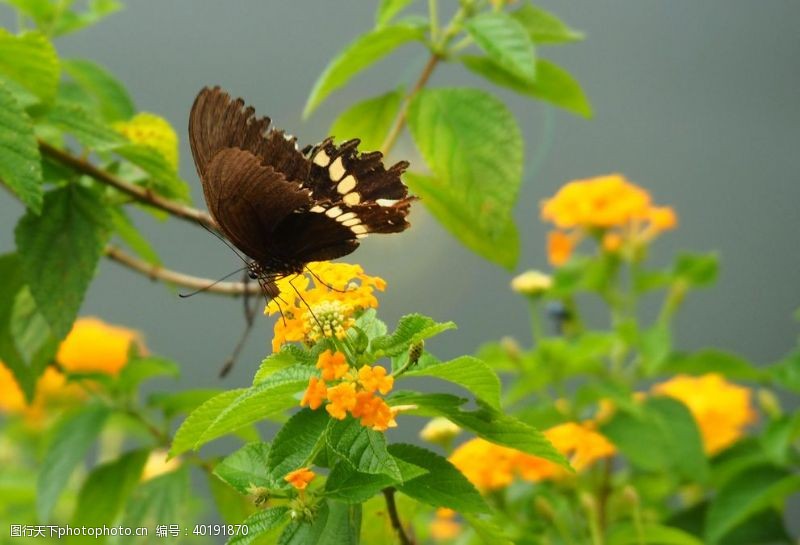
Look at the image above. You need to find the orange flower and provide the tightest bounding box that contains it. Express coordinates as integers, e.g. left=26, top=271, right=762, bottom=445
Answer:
left=300, top=377, right=328, bottom=410
left=284, top=467, right=316, bottom=490
left=652, top=374, right=756, bottom=455
left=316, top=350, right=349, bottom=381
left=325, top=382, right=357, bottom=419
left=449, top=438, right=518, bottom=491
left=547, top=231, right=575, bottom=266
left=602, top=231, right=623, bottom=253
left=57, top=317, right=145, bottom=375
left=357, top=365, right=394, bottom=395
left=351, top=392, right=397, bottom=431
left=430, top=508, right=461, bottom=541
left=648, top=206, right=677, bottom=231
left=545, top=422, right=616, bottom=472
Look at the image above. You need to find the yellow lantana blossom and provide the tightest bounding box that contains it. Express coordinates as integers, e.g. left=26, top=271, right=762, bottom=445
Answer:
left=284, top=467, right=316, bottom=490
left=325, top=382, right=358, bottom=420
left=652, top=373, right=756, bottom=455
left=266, top=262, right=385, bottom=352
left=57, top=317, right=146, bottom=375
left=0, top=363, right=72, bottom=422
left=114, top=113, right=179, bottom=169
left=316, top=349, right=349, bottom=381
left=430, top=508, right=461, bottom=541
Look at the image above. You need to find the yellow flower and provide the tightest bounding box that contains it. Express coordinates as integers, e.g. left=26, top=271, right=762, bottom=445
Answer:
left=545, top=422, right=616, bottom=472
left=284, top=467, right=316, bottom=490
left=114, top=113, right=179, bottom=169
left=266, top=262, right=385, bottom=352
left=316, top=350, right=349, bottom=381
left=0, top=362, right=79, bottom=423
left=300, top=377, right=328, bottom=410
left=430, top=508, right=461, bottom=541
left=547, top=230, right=575, bottom=266
left=510, top=270, right=552, bottom=295
left=325, top=382, right=357, bottom=420
left=357, top=365, right=394, bottom=395
left=652, top=374, right=756, bottom=455
left=449, top=438, right=518, bottom=491
left=57, top=317, right=145, bottom=375
left=419, top=417, right=461, bottom=445
left=141, top=449, right=181, bottom=482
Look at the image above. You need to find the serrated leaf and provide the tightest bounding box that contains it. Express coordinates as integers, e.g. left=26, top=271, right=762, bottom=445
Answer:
left=372, top=313, right=456, bottom=357
left=63, top=58, right=135, bottom=122
left=466, top=12, right=536, bottom=81
left=608, top=523, right=704, bottom=545
left=461, top=55, right=592, bottom=118
left=405, top=355, right=501, bottom=408
left=510, top=2, right=584, bottom=44
left=278, top=501, right=361, bottom=545
left=228, top=507, right=289, bottom=545
left=52, top=0, right=123, bottom=37
left=304, top=23, right=424, bottom=117
left=326, top=418, right=402, bottom=480
left=147, top=388, right=222, bottom=420
left=0, top=29, right=59, bottom=103
left=330, top=88, right=403, bottom=151
left=705, top=465, right=800, bottom=543
left=0, top=81, right=43, bottom=212
left=115, top=143, right=190, bottom=202
left=40, top=99, right=127, bottom=151
left=209, top=473, right=257, bottom=525
left=37, top=405, right=109, bottom=520
left=391, top=443, right=488, bottom=513
left=407, top=88, right=523, bottom=268
left=171, top=366, right=314, bottom=456
left=324, top=458, right=426, bottom=503
left=109, top=207, right=161, bottom=265
left=268, top=409, right=330, bottom=483
left=215, top=442, right=280, bottom=494
left=72, top=449, right=149, bottom=526
left=0, top=253, right=35, bottom=398
left=376, top=0, right=415, bottom=26
left=15, top=185, right=110, bottom=339
left=254, top=345, right=314, bottom=384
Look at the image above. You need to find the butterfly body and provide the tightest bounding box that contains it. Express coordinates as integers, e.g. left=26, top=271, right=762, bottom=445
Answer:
left=188, top=87, right=413, bottom=297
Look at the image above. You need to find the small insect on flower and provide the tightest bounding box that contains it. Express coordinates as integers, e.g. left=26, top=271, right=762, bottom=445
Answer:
left=284, top=467, right=316, bottom=490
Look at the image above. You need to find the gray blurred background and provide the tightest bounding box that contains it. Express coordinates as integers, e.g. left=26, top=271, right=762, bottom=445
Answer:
left=1, top=1, right=799, bottom=398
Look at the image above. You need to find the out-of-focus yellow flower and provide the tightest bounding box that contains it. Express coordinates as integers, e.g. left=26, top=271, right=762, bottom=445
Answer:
left=450, top=422, right=616, bottom=491
left=141, top=449, right=181, bottom=482
left=541, top=175, right=677, bottom=264
left=284, top=467, right=316, bottom=490
left=266, top=262, right=385, bottom=352
left=430, top=508, right=461, bottom=541
left=0, top=363, right=72, bottom=422
left=511, top=270, right=552, bottom=295
left=57, top=317, right=145, bottom=375
left=652, top=373, right=756, bottom=455
left=420, top=417, right=461, bottom=445
left=114, top=113, right=179, bottom=169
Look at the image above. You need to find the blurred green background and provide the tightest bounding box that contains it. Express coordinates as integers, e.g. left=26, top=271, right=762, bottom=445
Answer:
left=1, top=0, right=798, bottom=393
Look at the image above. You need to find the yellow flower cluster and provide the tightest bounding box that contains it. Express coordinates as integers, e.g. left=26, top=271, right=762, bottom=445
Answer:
left=266, top=262, right=386, bottom=352
left=653, top=373, right=756, bottom=455
left=0, top=317, right=144, bottom=422
left=300, top=350, right=397, bottom=431
left=541, top=174, right=677, bottom=265
left=114, top=113, right=179, bottom=169
left=430, top=508, right=461, bottom=541
left=449, top=422, right=615, bottom=491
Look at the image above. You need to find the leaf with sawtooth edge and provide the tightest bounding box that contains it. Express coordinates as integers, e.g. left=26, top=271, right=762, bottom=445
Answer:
left=0, top=82, right=43, bottom=212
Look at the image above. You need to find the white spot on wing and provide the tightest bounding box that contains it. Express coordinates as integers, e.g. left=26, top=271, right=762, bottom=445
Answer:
left=356, top=233, right=368, bottom=239
left=325, top=206, right=342, bottom=218
left=313, top=148, right=330, bottom=167
left=351, top=224, right=367, bottom=235
left=342, top=192, right=361, bottom=205
left=337, top=175, right=356, bottom=194
left=329, top=157, right=346, bottom=181
left=343, top=218, right=361, bottom=227
left=310, top=205, right=325, bottom=213
left=376, top=198, right=398, bottom=207
left=337, top=212, right=357, bottom=222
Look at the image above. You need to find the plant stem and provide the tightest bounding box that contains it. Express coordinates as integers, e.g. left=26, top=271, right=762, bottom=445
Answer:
left=383, top=487, right=414, bottom=545
left=380, top=54, right=440, bottom=156
left=428, top=0, right=439, bottom=44
left=38, top=140, right=217, bottom=230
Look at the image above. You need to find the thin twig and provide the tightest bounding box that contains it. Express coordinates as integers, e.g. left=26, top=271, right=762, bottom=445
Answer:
left=105, top=244, right=260, bottom=296
left=38, top=140, right=217, bottom=230
left=380, top=54, right=440, bottom=156
left=383, top=487, right=414, bottom=545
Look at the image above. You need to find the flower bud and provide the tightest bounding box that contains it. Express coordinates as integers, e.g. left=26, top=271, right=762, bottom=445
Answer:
left=510, top=270, right=552, bottom=296
left=420, top=417, right=461, bottom=448
left=408, top=340, right=424, bottom=367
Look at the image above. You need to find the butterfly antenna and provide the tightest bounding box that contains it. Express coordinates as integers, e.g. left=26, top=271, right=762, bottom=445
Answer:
left=305, top=265, right=348, bottom=293
left=178, top=266, right=248, bottom=298
left=288, top=275, right=324, bottom=331
left=197, top=220, right=250, bottom=267
left=219, top=273, right=260, bottom=377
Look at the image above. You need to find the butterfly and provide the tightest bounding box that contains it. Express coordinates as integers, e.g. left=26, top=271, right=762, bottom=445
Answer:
left=188, top=86, right=413, bottom=299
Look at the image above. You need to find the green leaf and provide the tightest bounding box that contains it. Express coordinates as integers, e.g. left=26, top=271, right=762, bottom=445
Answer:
left=0, top=81, right=43, bottom=212
left=147, top=388, right=222, bottom=420
left=371, top=313, right=456, bottom=357
left=391, top=443, right=488, bottom=513
left=115, top=143, right=190, bottom=202
left=268, top=409, right=330, bottom=484
left=208, top=472, right=257, bottom=525
left=51, top=0, right=123, bottom=37
left=229, top=507, right=289, bottom=545
left=602, top=397, right=708, bottom=481
left=608, top=523, right=704, bottom=545
left=40, top=100, right=127, bottom=151
left=461, top=55, right=591, bottom=117
left=376, top=0, right=415, bottom=26
left=705, top=465, right=800, bottom=543
left=72, top=449, right=149, bottom=526
left=407, top=88, right=523, bottom=268
left=661, top=349, right=764, bottom=382
left=405, top=355, right=501, bottom=408
left=215, top=442, right=280, bottom=495
left=673, top=252, right=719, bottom=287
left=278, top=501, right=361, bottom=545
left=510, top=2, right=584, bottom=44
left=110, top=207, right=162, bottom=265
left=0, top=29, right=59, bottom=104
left=466, top=12, right=536, bottom=82
left=304, top=23, right=424, bottom=117
left=768, top=351, right=800, bottom=392
left=330, top=88, right=404, bottom=151
left=123, top=467, right=189, bottom=529
left=171, top=365, right=314, bottom=456
left=254, top=345, right=314, bottom=384
left=392, top=392, right=569, bottom=468
left=116, top=355, right=179, bottom=393
left=462, top=515, right=515, bottom=545
left=324, top=458, right=426, bottom=503
left=15, top=185, right=110, bottom=339
left=63, top=59, right=135, bottom=122
left=37, top=405, right=109, bottom=520
left=326, top=418, right=402, bottom=480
